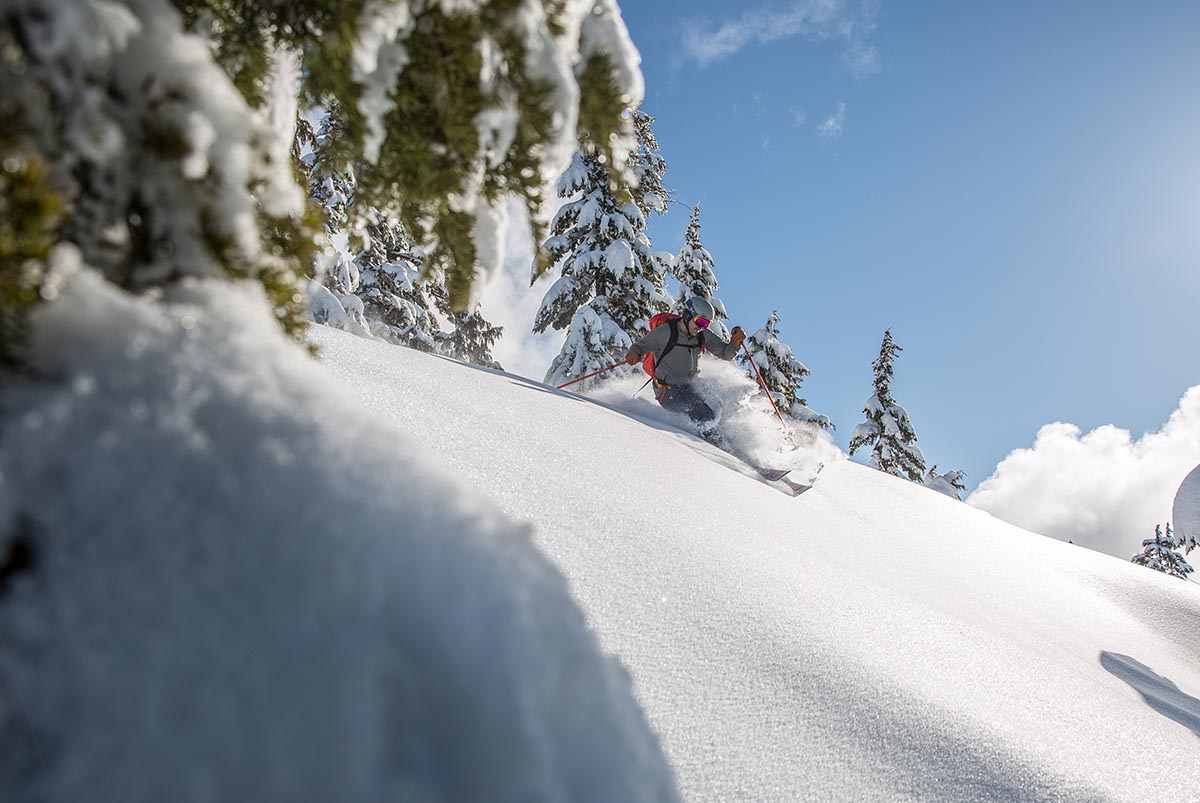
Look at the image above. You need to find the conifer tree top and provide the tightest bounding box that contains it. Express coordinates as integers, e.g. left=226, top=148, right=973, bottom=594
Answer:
left=871, top=329, right=901, bottom=406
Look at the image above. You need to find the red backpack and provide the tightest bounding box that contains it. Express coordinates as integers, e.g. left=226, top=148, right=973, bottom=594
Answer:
left=642, top=312, right=705, bottom=379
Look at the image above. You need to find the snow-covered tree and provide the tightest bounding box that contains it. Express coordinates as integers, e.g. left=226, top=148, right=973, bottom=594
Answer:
left=303, top=106, right=441, bottom=347
left=352, top=213, right=442, bottom=352
left=181, top=0, right=645, bottom=311
left=0, top=0, right=318, bottom=364
left=305, top=106, right=357, bottom=239
left=923, top=466, right=968, bottom=501
left=738, top=310, right=832, bottom=429
left=534, top=150, right=670, bottom=389
left=849, top=330, right=927, bottom=481
left=305, top=107, right=504, bottom=361
left=630, top=107, right=669, bottom=220
left=438, top=304, right=504, bottom=370
left=672, top=205, right=729, bottom=339
left=291, top=111, right=316, bottom=167
left=1, top=0, right=645, bottom=371
left=1131, top=523, right=1194, bottom=580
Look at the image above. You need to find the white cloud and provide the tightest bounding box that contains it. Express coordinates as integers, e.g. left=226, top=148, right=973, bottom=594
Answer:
left=682, top=0, right=880, bottom=75
left=968, top=386, right=1200, bottom=560
left=817, top=102, right=846, bottom=139
left=789, top=106, right=808, bottom=128
left=476, top=199, right=565, bottom=382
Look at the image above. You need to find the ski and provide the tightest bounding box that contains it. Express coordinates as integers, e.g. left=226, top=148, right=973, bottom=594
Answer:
left=781, top=478, right=812, bottom=495
left=756, top=467, right=792, bottom=482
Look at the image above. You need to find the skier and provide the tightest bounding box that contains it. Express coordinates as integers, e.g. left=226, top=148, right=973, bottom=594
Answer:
left=624, top=296, right=746, bottom=434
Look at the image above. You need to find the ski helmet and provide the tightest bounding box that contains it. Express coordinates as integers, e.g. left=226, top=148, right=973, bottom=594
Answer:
left=682, top=296, right=716, bottom=323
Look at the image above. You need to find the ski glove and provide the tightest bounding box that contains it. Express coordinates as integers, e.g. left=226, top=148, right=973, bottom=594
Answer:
left=624, top=350, right=641, bottom=366
left=729, top=327, right=746, bottom=348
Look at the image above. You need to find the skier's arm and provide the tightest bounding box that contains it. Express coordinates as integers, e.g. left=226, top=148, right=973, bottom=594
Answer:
left=626, top=325, right=671, bottom=364
left=705, top=326, right=745, bottom=360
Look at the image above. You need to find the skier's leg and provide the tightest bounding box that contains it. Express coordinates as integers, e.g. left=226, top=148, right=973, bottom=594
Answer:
left=679, top=385, right=717, bottom=425
left=659, top=385, right=715, bottom=423
left=660, top=385, right=726, bottom=446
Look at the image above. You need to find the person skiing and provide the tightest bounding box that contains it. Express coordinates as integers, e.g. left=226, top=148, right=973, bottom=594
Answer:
left=624, top=296, right=746, bottom=431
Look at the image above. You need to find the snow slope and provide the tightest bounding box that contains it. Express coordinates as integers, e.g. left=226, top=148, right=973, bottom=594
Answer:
left=314, top=326, right=1200, bottom=803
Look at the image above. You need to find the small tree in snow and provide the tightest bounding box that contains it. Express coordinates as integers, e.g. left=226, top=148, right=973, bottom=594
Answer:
left=923, top=466, right=968, bottom=501
left=533, top=150, right=669, bottom=389
left=738, top=310, right=832, bottom=429
left=672, top=204, right=729, bottom=339
left=849, top=330, right=927, bottom=481
left=305, top=109, right=503, bottom=360
left=352, top=213, right=442, bottom=352
left=1131, top=523, right=1194, bottom=580
left=438, top=303, right=504, bottom=370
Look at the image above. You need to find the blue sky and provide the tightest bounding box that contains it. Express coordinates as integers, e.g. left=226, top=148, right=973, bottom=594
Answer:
left=615, top=0, right=1200, bottom=492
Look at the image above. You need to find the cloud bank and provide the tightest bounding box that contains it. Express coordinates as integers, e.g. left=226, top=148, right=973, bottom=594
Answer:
left=968, top=386, right=1200, bottom=560
left=682, top=0, right=880, bottom=77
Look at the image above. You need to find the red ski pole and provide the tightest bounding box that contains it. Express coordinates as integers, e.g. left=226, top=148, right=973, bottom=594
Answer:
left=556, top=360, right=625, bottom=390
left=741, top=342, right=786, bottom=426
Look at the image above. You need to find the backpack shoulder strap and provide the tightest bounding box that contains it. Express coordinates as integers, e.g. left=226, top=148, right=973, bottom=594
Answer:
left=664, top=317, right=680, bottom=355
left=652, top=317, right=681, bottom=380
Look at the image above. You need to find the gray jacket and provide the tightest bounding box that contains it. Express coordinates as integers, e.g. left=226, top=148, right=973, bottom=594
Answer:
left=632, top=321, right=738, bottom=386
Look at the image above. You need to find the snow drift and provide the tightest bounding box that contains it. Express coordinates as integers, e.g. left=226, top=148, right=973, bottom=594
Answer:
left=0, top=257, right=678, bottom=802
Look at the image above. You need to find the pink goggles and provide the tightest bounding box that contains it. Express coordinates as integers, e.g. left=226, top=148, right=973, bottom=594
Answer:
left=692, top=315, right=711, bottom=329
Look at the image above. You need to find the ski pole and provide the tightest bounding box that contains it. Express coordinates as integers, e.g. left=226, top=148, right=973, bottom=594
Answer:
left=556, top=361, right=625, bottom=390
left=741, top=342, right=786, bottom=426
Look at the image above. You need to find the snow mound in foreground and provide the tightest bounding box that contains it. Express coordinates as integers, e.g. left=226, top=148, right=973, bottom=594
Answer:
left=0, top=254, right=679, bottom=803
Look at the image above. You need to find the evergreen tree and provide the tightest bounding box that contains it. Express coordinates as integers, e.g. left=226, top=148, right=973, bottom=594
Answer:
left=305, top=106, right=358, bottom=239
left=849, top=330, right=927, bottom=481
left=737, top=310, right=831, bottom=429
left=672, top=205, right=729, bottom=339
left=292, top=112, right=316, bottom=166
left=182, top=0, right=644, bottom=311
left=1131, top=523, right=1194, bottom=580
left=630, top=107, right=669, bottom=220
left=352, top=212, right=442, bottom=352
left=533, top=150, right=670, bottom=389
left=305, top=107, right=442, bottom=349
left=305, top=106, right=505, bottom=362
left=3, top=0, right=644, bottom=368
left=437, top=303, right=504, bottom=370
left=923, top=466, right=968, bottom=501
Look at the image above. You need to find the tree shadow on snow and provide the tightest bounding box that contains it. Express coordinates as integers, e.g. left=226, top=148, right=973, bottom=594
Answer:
left=1100, top=652, right=1200, bottom=739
